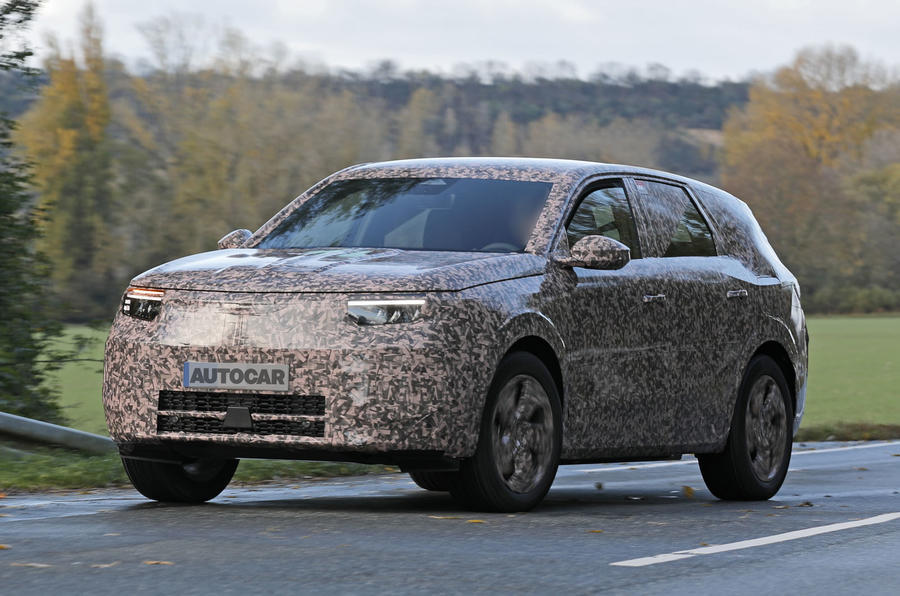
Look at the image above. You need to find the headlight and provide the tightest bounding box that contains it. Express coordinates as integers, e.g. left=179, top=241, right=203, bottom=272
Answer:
left=347, top=299, right=426, bottom=326
left=122, top=287, right=164, bottom=321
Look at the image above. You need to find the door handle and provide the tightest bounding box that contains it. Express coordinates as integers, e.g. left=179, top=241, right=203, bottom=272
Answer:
left=726, top=289, right=749, bottom=299
left=642, top=293, right=666, bottom=303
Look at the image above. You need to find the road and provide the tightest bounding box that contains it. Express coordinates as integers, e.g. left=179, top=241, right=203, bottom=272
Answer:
left=2, top=441, right=899, bottom=595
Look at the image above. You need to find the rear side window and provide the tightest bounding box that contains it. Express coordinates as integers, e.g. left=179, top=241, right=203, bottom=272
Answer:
left=633, top=180, right=716, bottom=257
left=566, top=182, right=641, bottom=258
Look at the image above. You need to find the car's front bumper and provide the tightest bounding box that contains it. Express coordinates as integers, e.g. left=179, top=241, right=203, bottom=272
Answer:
left=102, top=290, right=490, bottom=460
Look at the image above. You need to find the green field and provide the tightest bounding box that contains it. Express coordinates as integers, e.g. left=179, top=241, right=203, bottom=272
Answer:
left=51, top=325, right=109, bottom=435
left=801, top=315, right=900, bottom=437
left=48, top=316, right=900, bottom=438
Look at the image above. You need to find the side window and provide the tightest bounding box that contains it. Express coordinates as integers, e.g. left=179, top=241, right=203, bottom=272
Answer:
left=565, top=182, right=641, bottom=258
left=633, top=180, right=716, bottom=257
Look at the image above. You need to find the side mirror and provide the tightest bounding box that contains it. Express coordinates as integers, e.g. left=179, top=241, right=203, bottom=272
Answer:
left=217, top=229, right=253, bottom=250
left=554, top=235, right=631, bottom=270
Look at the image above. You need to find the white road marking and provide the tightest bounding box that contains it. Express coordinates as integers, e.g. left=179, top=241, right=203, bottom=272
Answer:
left=792, top=441, right=900, bottom=455
left=580, top=441, right=900, bottom=473
left=610, top=512, right=900, bottom=567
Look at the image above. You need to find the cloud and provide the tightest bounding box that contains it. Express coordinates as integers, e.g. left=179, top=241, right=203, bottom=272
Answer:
left=26, top=0, right=900, bottom=79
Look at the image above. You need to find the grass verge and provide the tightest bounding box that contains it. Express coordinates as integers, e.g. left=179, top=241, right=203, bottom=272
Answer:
left=795, top=423, right=900, bottom=442
left=0, top=444, right=387, bottom=493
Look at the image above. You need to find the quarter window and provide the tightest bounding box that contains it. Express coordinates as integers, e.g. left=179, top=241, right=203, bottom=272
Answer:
left=633, top=180, right=716, bottom=257
left=565, top=183, right=641, bottom=258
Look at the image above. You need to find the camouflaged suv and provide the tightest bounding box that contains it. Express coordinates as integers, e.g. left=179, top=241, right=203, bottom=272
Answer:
left=103, top=158, right=808, bottom=511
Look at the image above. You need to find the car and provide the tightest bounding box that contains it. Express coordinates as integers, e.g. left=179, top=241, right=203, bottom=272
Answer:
left=103, top=157, right=808, bottom=511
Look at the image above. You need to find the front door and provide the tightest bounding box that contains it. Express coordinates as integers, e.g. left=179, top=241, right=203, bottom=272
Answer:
left=543, top=179, right=678, bottom=459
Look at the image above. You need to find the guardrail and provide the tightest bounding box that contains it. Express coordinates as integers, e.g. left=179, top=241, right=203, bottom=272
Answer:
left=0, top=412, right=116, bottom=454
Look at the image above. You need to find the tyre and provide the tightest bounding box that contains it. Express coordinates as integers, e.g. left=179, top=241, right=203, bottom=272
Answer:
left=698, top=355, right=793, bottom=500
left=122, top=456, right=238, bottom=503
left=408, top=470, right=458, bottom=492
left=450, top=351, right=562, bottom=512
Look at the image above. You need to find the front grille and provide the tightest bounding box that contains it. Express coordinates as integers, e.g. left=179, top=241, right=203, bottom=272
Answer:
left=158, top=390, right=325, bottom=416
left=157, top=414, right=325, bottom=437
left=157, top=390, right=326, bottom=438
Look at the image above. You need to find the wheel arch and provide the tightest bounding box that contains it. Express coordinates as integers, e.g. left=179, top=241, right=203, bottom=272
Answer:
left=751, top=340, right=797, bottom=414
left=502, top=335, right=565, bottom=408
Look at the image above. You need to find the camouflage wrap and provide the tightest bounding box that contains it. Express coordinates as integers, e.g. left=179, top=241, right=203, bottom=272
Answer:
left=103, top=158, right=808, bottom=464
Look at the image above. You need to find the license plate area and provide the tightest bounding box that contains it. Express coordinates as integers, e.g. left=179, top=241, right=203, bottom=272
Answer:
left=182, top=362, right=290, bottom=392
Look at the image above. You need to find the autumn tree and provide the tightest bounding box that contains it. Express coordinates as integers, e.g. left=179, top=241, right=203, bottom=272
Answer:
left=721, top=45, right=900, bottom=310
left=16, top=3, right=122, bottom=320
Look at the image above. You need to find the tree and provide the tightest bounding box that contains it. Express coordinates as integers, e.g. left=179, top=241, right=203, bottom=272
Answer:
left=16, top=3, right=122, bottom=321
left=395, top=87, right=439, bottom=158
left=721, top=45, right=899, bottom=308
left=490, top=111, right=518, bottom=155
left=0, top=0, right=66, bottom=421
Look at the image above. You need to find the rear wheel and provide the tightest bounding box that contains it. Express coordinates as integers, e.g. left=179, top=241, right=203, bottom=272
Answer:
left=122, top=456, right=238, bottom=503
left=698, top=355, right=793, bottom=500
left=450, top=352, right=561, bottom=512
left=408, top=470, right=458, bottom=492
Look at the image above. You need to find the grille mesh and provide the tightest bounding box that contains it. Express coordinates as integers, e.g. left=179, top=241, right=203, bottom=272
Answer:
left=157, top=414, right=325, bottom=437
left=158, top=390, right=325, bottom=416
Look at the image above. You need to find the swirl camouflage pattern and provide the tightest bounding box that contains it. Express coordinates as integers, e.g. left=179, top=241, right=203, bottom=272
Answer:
left=103, top=157, right=808, bottom=509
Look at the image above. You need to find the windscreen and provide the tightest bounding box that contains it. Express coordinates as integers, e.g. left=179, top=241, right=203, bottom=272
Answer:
left=256, top=177, right=552, bottom=252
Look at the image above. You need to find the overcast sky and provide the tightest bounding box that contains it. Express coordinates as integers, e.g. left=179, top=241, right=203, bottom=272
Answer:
left=25, top=0, right=900, bottom=80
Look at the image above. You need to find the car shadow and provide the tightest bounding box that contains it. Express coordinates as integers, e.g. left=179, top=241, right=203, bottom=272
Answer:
left=122, top=483, right=742, bottom=515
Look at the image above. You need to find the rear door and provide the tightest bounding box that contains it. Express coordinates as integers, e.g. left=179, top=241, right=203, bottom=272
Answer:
left=627, top=177, right=742, bottom=448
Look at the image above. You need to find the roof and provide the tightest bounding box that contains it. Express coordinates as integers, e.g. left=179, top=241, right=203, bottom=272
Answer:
left=343, top=156, right=702, bottom=187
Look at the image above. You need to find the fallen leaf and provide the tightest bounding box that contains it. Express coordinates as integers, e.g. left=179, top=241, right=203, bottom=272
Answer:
left=773, top=505, right=790, bottom=509
left=142, top=560, right=174, bottom=566
left=797, top=501, right=814, bottom=507
left=699, top=542, right=710, bottom=546
left=856, top=467, right=869, bottom=471
left=91, top=561, right=120, bottom=569
left=102, top=533, right=120, bottom=537
left=766, top=513, right=777, bottom=517
left=427, top=515, right=460, bottom=520
left=891, top=454, right=900, bottom=457
left=594, top=482, right=604, bottom=490
left=0, top=493, right=6, bottom=499
left=466, top=519, right=485, bottom=524
left=11, top=562, right=51, bottom=568
left=0, top=545, right=10, bottom=550
left=682, top=486, right=695, bottom=498
left=0, top=514, right=8, bottom=517
left=587, top=530, right=604, bottom=533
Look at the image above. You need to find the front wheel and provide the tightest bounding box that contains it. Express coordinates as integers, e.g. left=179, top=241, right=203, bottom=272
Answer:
left=122, top=456, right=238, bottom=503
left=698, top=355, right=793, bottom=500
left=451, top=352, right=562, bottom=512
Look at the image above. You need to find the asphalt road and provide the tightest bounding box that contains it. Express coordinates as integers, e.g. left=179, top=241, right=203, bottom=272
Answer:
left=2, top=441, right=900, bottom=595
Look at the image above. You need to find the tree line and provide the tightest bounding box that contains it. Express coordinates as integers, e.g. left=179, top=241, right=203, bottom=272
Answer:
left=9, top=6, right=900, bottom=322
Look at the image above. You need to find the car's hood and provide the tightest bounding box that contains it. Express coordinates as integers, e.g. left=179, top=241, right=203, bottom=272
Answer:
left=130, top=248, right=546, bottom=293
